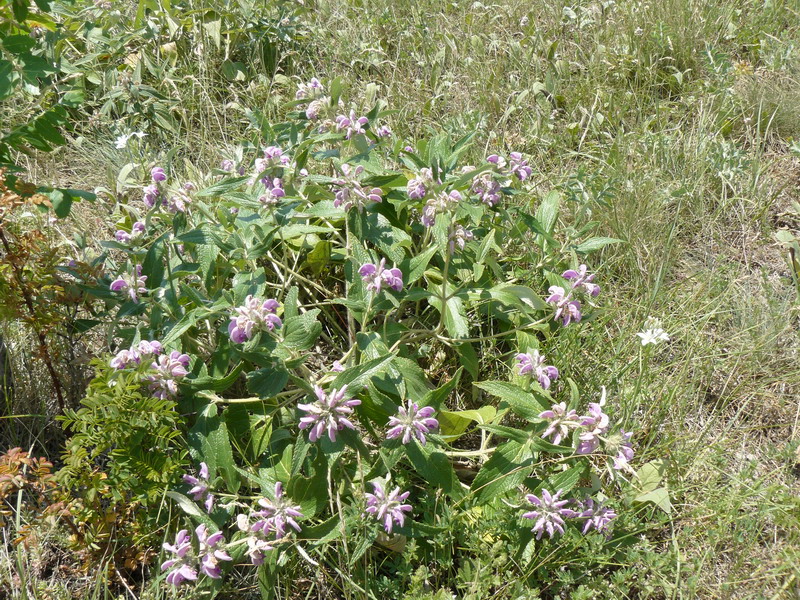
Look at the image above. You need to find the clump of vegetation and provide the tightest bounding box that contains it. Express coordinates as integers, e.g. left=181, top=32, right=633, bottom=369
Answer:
left=1, top=0, right=800, bottom=599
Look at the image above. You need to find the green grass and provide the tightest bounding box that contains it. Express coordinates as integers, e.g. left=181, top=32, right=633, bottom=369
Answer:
left=3, top=0, right=800, bottom=598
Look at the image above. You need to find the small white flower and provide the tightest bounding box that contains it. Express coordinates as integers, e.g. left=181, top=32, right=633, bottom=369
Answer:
left=114, top=131, right=146, bottom=149
left=636, top=317, right=670, bottom=346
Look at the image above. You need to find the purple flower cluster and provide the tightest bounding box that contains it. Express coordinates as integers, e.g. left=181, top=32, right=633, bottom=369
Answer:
left=523, top=489, right=578, bottom=539
left=515, top=350, right=559, bottom=389
left=167, top=188, right=192, bottom=213
left=563, top=264, right=601, bottom=297
left=228, top=296, right=282, bottom=344
left=255, top=146, right=291, bottom=175
left=538, top=402, right=580, bottom=445
left=161, top=525, right=232, bottom=586
left=421, top=190, right=461, bottom=227
left=110, top=265, right=147, bottom=303
left=335, top=110, right=369, bottom=139
left=578, top=498, right=617, bottom=535
left=332, top=164, right=382, bottom=212
left=364, top=482, right=412, bottom=534
left=407, top=168, right=434, bottom=200
left=295, top=77, right=323, bottom=100
left=471, top=171, right=503, bottom=207
left=576, top=401, right=610, bottom=454
left=545, top=263, right=600, bottom=326
left=109, top=339, right=163, bottom=369
left=148, top=351, right=190, bottom=399
left=386, top=401, right=438, bottom=445
left=297, top=386, right=361, bottom=442
left=235, top=483, right=304, bottom=565
left=522, top=490, right=617, bottom=540
left=183, top=462, right=214, bottom=513
left=143, top=165, right=167, bottom=208
left=538, top=388, right=635, bottom=469
left=114, top=221, right=145, bottom=244
left=259, top=178, right=285, bottom=206
left=359, top=258, right=404, bottom=293
left=449, top=223, right=474, bottom=253
left=612, top=430, right=635, bottom=470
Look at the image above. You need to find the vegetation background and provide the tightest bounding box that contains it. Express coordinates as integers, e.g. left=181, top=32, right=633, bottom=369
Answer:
left=1, top=0, right=800, bottom=598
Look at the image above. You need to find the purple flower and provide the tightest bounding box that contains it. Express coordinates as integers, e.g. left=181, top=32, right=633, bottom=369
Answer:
left=563, top=264, right=600, bottom=297
left=376, top=125, right=392, bottom=138
left=167, top=190, right=191, bottom=213
left=364, top=482, right=412, bottom=534
left=612, top=430, right=635, bottom=471
left=296, top=77, right=324, bottom=100
left=331, top=360, right=345, bottom=372
left=306, top=98, right=326, bottom=120
left=578, top=498, right=617, bottom=534
left=421, top=190, right=461, bottom=227
left=220, top=159, right=235, bottom=172
left=255, top=482, right=304, bottom=538
left=148, top=351, right=190, bottom=399
left=509, top=152, right=532, bottom=181
left=143, top=184, right=160, bottom=208
left=359, top=258, right=403, bottom=293
left=487, top=153, right=507, bottom=168
left=297, top=386, right=361, bottom=442
left=516, top=350, right=559, bottom=389
left=538, top=402, right=580, bottom=445
left=332, top=164, right=382, bottom=212
left=545, top=286, right=582, bottom=326
left=183, top=462, right=214, bottom=513
left=407, top=168, right=433, bottom=200
left=236, top=512, right=276, bottom=565
left=471, top=172, right=502, bottom=207
left=137, top=339, right=162, bottom=356
left=386, top=401, right=438, bottom=445
left=109, top=265, right=147, bottom=303
left=161, top=529, right=197, bottom=586
left=151, top=166, right=167, bottom=182
left=523, top=489, right=578, bottom=540
left=196, top=524, right=231, bottom=579
left=110, top=348, right=140, bottom=370
left=228, top=296, right=282, bottom=344
left=109, top=339, right=162, bottom=370
left=576, top=402, right=610, bottom=454
left=449, top=224, right=474, bottom=253
left=259, top=178, right=285, bottom=206
left=335, top=110, right=369, bottom=139
left=114, top=221, right=145, bottom=244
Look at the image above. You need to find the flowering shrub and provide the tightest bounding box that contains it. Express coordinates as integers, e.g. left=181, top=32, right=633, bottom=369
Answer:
left=57, top=76, right=669, bottom=594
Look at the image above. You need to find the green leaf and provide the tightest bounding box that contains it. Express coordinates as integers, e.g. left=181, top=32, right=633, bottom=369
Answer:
left=455, top=342, right=479, bottom=379
left=534, top=463, right=585, bottom=495
left=405, top=441, right=465, bottom=499
left=165, top=491, right=218, bottom=530
left=246, top=367, right=289, bottom=398
left=47, top=189, right=71, bottom=219
left=195, top=177, right=249, bottom=198
left=429, top=290, right=470, bottom=339
left=189, top=402, right=239, bottom=493
left=470, top=440, right=534, bottom=504
left=282, top=310, right=322, bottom=350
left=438, top=406, right=496, bottom=441
left=574, top=237, right=623, bottom=253
left=332, top=352, right=397, bottom=393
left=478, top=424, right=530, bottom=444
left=475, top=381, right=549, bottom=420
left=306, top=240, right=332, bottom=275
left=160, top=310, right=198, bottom=345
left=634, top=487, right=672, bottom=514
left=633, top=459, right=668, bottom=494
left=536, top=190, right=560, bottom=234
